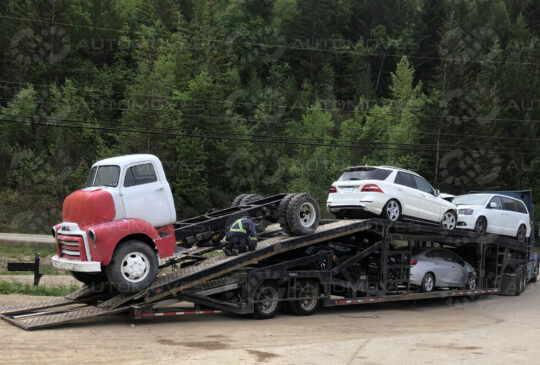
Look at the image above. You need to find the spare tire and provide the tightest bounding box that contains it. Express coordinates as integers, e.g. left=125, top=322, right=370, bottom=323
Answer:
left=280, top=193, right=320, bottom=235
left=231, top=194, right=249, bottom=207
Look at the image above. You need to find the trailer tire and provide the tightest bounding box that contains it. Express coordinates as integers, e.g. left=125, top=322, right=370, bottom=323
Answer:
left=106, top=240, right=158, bottom=293
left=280, top=193, right=320, bottom=236
left=420, top=273, right=435, bottom=293
left=231, top=194, right=248, bottom=207
left=251, top=282, right=281, bottom=319
left=71, top=271, right=107, bottom=286
left=288, top=280, right=320, bottom=316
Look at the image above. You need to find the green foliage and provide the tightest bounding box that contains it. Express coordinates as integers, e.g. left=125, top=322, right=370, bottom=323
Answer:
left=0, top=280, right=79, bottom=296
left=0, top=0, right=539, bottom=231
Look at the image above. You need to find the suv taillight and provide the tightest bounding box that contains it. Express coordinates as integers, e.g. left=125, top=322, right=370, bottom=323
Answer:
left=410, top=259, right=418, bottom=266
left=361, top=184, right=383, bottom=193
left=329, top=186, right=337, bottom=193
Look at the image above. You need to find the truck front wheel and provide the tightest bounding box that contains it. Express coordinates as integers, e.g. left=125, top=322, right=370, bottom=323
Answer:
left=106, top=240, right=158, bottom=293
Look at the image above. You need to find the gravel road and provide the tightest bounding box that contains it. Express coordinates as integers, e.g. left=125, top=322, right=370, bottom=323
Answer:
left=1, top=282, right=539, bottom=364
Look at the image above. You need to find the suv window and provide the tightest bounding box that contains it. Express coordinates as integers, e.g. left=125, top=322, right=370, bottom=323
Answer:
left=425, top=249, right=441, bottom=258
left=516, top=201, right=528, bottom=214
left=394, top=172, right=417, bottom=189
left=124, top=163, right=158, bottom=187
left=413, top=175, right=434, bottom=194
left=501, top=197, right=517, bottom=212
left=489, top=196, right=503, bottom=210
left=338, top=168, right=392, bottom=181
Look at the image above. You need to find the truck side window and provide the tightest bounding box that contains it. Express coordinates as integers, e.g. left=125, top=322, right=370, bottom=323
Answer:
left=124, top=163, right=158, bottom=187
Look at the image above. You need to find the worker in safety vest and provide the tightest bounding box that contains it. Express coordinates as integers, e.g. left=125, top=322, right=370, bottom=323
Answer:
left=223, top=217, right=258, bottom=256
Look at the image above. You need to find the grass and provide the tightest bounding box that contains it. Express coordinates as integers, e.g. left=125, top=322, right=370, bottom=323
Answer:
left=0, top=280, right=79, bottom=296
left=0, top=245, right=63, bottom=275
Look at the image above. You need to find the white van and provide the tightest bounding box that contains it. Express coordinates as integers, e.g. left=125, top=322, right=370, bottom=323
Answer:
left=453, top=193, right=531, bottom=242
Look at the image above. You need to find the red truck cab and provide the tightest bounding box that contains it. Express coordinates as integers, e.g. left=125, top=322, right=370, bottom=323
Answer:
left=51, top=154, right=177, bottom=292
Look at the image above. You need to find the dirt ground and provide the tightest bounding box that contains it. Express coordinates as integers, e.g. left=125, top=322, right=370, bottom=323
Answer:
left=0, top=283, right=539, bottom=365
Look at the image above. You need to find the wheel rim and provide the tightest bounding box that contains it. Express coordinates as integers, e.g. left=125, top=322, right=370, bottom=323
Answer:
left=517, top=226, right=526, bottom=242
left=299, top=283, right=318, bottom=311
left=386, top=201, right=400, bottom=221
left=442, top=212, right=456, bottom=230
left=476, top=219, right=486, bottom=234
left=424, top=275, right=434, bottom=292
left=299, top=202, right=317, bottom=228
left=120, top=251, right=150, bottom=283
left=468, top=274, right=476, bottom=289
left=256, top=286, right=279, bottom=314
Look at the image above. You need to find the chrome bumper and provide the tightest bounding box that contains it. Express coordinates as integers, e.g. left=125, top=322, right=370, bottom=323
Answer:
left=51, top=255, right=101, bottom=272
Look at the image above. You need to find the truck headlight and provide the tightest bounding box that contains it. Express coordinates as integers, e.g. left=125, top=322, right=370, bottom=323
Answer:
left=89, top=229, right=97, bottom=242
left=458, top=209, right=474, bottom=215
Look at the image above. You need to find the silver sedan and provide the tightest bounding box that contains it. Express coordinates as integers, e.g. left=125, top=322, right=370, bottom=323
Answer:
left=410, top=247, right=476, bottom=292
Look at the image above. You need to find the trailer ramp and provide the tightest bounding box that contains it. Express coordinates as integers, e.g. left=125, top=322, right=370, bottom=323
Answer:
left=98, top=219, right=374, bottom=309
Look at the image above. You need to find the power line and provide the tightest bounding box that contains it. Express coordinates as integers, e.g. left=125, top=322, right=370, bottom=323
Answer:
left=1, top=14, right=540, bottom=67
left=2, top=80, right=540, bottom=125
left=1, top=116, right=537, bottom=155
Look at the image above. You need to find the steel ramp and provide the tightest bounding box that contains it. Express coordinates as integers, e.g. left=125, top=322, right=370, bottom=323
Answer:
left=0, top=302, right=129, bottom=330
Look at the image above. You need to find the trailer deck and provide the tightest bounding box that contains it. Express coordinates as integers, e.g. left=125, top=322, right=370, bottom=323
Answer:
left=0, top=218, right=530, bottom=330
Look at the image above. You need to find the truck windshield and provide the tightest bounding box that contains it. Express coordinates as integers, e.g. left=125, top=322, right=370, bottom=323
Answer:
left=86, top=165, right=120, bottom=187
left=338, top=168, right=391, bottom=181
left=453, top=194, right=490, bottom=206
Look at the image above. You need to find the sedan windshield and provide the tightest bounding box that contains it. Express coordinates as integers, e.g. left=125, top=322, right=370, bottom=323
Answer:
left=338, top=168, right=391, bottom=181
left=453, top=194, right=490, bottom=206
left=86, top=165, right=120, bottom=187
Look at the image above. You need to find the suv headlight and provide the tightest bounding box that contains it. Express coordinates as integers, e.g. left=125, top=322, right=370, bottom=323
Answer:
left=458, top=209, right=474, bottom=215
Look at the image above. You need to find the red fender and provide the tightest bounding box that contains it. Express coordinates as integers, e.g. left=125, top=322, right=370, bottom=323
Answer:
left=88, top=219, right=176, bottom=266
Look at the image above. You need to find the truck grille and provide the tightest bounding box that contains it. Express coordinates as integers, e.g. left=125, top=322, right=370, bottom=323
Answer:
left=57, top=236, right=85, bottom=260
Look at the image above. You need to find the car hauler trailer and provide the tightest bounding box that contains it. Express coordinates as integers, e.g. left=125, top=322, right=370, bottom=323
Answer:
left=0, top=212, right=533, bottom=330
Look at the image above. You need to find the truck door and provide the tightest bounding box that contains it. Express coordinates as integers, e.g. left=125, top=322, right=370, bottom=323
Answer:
left=120, top=162, right=174, bottom=227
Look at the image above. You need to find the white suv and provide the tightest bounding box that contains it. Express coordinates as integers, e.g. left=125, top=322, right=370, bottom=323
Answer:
left=326, top=166, right=458, bottom=229
left=453, top=193, right=531, bottom=242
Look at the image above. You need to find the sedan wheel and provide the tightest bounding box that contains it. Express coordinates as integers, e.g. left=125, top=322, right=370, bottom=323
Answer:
left=421, top=273, right=435, bottom=293
left=466, top=273, right=476, bottom=290
left=441, top=211, right=457, bottom=230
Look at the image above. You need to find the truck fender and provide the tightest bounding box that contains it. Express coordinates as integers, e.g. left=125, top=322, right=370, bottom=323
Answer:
left=88, top=219, right=176, bottom=266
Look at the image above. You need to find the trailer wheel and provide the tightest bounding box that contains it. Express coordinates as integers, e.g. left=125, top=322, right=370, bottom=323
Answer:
left=280, top=193, right=320, bottom=236
left=71, top=271, right=107, bottom=286
left=251, top=282, right=281, bottom=319
left=420, top=273, right=435, bottom=293
left=231, top=194, right=248, bottom=207
left=106, top=240, right=158, bottom=293
left=288, top=280, right=320, bottom=316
